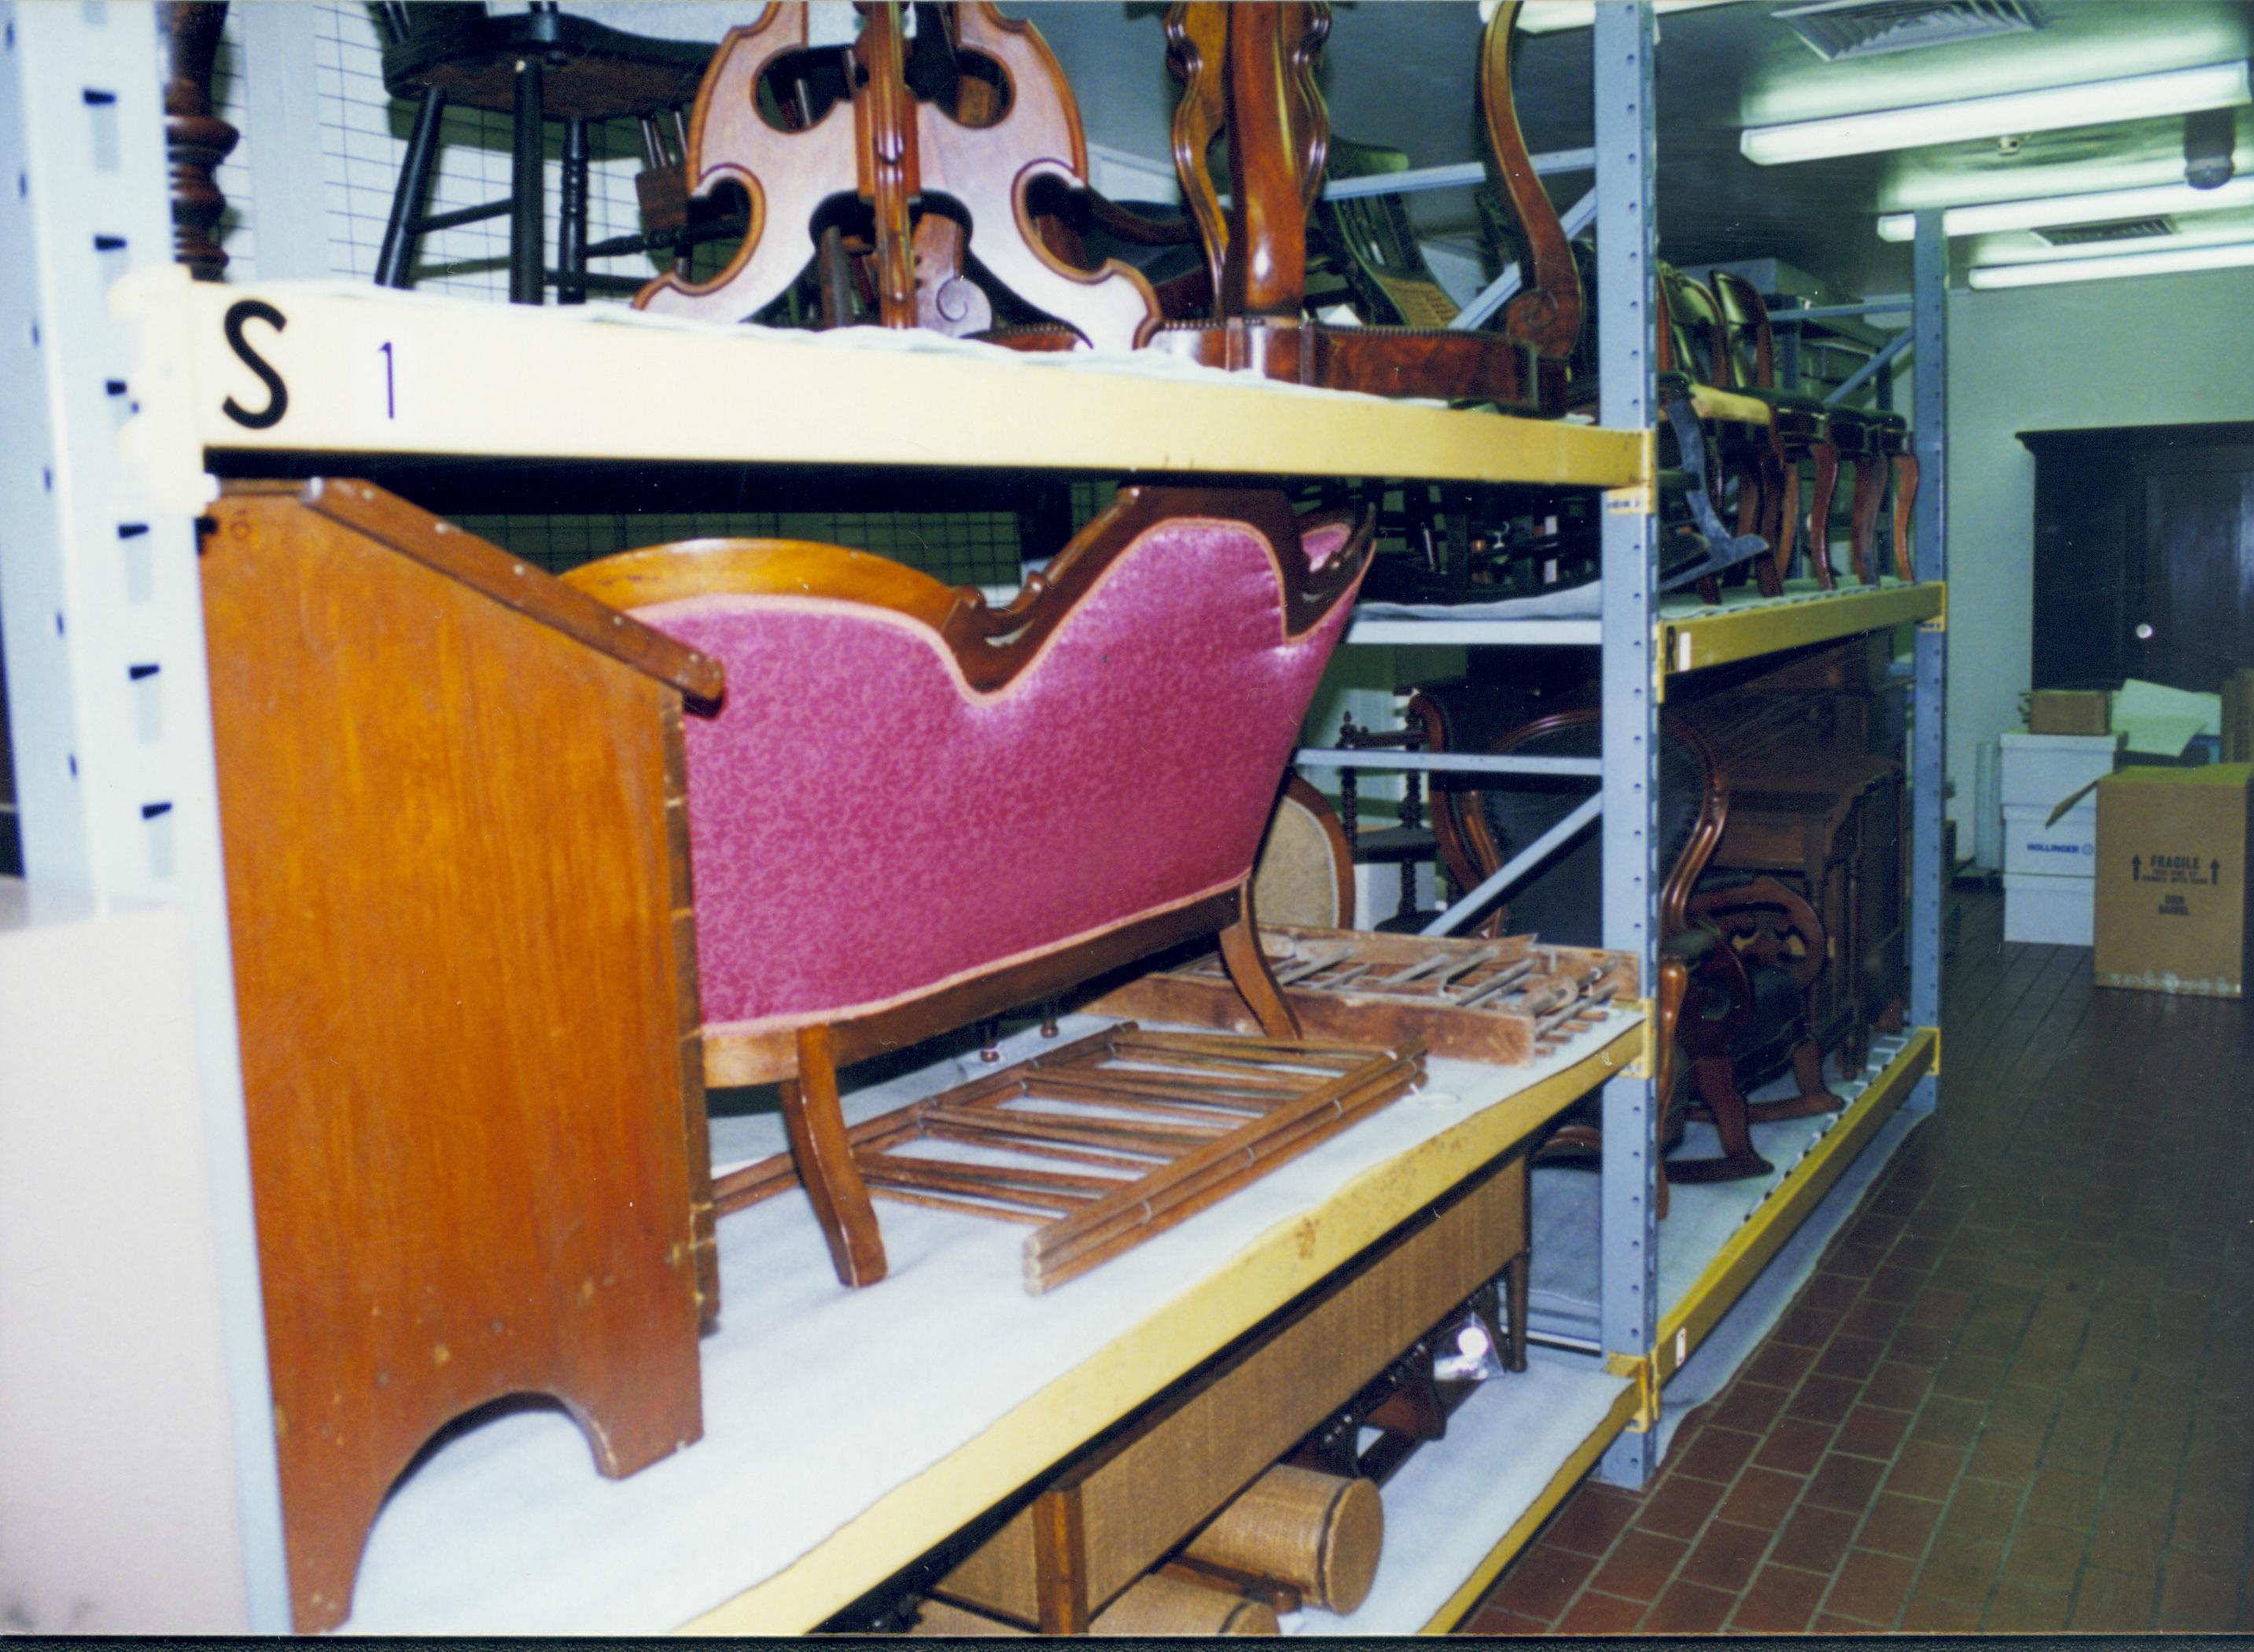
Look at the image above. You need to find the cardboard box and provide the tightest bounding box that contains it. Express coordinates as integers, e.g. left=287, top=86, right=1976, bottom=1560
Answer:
left=2002, top=800, right=2097, bottom=879
left=1998, top=729, right=2123, bottom=809
left=2093, top=763, right=2252, bottom=998
left=2028, top=689, right=2111, bottom=736
left=2004, top=871, right=2094, bottom=947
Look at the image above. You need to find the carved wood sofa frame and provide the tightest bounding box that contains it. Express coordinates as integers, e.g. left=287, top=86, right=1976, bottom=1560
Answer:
left=566, top=486, right=1375, bottom=1287
left=1406, top=694, right=1841, bottom=1191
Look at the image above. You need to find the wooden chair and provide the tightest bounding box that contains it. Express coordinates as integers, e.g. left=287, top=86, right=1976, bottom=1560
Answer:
left=1125, top=1, right=1575, bottom=411
left=564, top=487, right=1375, bottom=1287
left=1713, top=272, right=1918, bottom=588
left=633, top=2, right=1168, bottom=350
left=1405, top=686, right=1843, bottom=1189
left=1252, top=774, right=1357, bottom=931
left=1561, top=263, right=1770, bottom=602
left=1659, top=267, right=1784, bottom=601
left=372, top=2, right=713, bottom=303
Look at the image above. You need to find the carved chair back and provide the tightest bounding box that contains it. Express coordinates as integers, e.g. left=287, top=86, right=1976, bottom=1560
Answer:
left=634, top=0, right=1163, bottom=350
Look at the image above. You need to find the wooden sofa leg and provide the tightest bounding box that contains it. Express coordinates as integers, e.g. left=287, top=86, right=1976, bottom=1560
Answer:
left=1742, top=1035, right=1846, bottom=1124
left=1665, top=1054, right=1773, bottom=1183
left=1219, top=881, right=1303, bottom=1039
left=786, top=1024, right=889, bottom=1287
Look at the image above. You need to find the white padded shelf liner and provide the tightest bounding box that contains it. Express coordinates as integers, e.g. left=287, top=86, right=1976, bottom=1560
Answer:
left=340, top=1009, right=1637, bottom=1635
left=1529, top=1031, right=1919, bottom=1340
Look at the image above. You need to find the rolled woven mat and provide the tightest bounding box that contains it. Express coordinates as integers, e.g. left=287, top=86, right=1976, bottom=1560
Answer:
left=910, top=1574, right=1280, bottom=1636
left=908, top=1598, right=1029, bottom=1636
left=1088, top=1573, right=1280, bottom=1635
left=1180, top=1464, right=1384, bottom=1614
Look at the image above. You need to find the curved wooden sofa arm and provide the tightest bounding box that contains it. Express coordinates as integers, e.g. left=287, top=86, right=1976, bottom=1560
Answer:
left=565, top=484, right=1375, bottom=684
left=1689, top=872, right=1829, bottom=992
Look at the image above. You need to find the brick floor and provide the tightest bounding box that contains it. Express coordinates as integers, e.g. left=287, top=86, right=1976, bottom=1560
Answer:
left=1453, top=892, right=2254, bottom=1635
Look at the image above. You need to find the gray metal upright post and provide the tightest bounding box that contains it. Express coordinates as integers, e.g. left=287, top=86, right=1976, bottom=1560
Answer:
left=0, top=2, right=288, bottom=1626
left=1593, top=0, right=1660, bottom=1486
left=1906, top=210, right=1948, bottom=1110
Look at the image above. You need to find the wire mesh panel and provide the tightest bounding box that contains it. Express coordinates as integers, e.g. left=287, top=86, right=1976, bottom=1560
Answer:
left=311, top=2, right=655, bottom=299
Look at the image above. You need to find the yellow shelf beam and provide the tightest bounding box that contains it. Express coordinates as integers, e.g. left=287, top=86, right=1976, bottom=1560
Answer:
left=673, top=1019, right=1645, bottom=1635
left=1659, top=579, right=1945, bottom=683
left=1651, top=1028, right=1937, bottom=1389
left=116, top=269, right=1650, bottom=509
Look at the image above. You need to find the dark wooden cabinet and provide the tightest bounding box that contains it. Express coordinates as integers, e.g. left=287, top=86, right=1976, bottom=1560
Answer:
left=2023, top=422, right=2254, bottom=696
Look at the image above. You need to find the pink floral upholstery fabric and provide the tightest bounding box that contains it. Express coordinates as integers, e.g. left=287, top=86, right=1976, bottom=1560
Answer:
left=636, top=517, right=1365, bottom=1040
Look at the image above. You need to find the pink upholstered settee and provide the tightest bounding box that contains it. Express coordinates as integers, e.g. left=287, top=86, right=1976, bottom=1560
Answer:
left=566, top=486, right=1374, bottom=1286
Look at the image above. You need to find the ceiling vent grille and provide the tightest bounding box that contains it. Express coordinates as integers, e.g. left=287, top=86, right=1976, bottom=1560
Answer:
left=1775, top=0, right=2044, bottom=62
left=2034, top=216, right=2178, bottom=246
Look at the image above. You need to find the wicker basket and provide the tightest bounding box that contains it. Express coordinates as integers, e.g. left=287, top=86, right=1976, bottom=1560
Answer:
left=1180, top=1465, right=1383, bottom=1613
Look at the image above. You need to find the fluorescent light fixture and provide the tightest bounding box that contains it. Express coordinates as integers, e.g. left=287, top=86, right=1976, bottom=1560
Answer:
left=1513, top=0, right=1740, bottom=35
left=1969, top=238, right=2254, bottom=287
left=1741, top=60, right=2252, bottom=165
left=1877, top=176, right=2254, bottom=240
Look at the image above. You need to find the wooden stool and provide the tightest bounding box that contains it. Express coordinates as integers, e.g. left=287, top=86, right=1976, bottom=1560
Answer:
left=202, top=481, right=716, bottom=1631
left=372, top=2, right=710, bottom=303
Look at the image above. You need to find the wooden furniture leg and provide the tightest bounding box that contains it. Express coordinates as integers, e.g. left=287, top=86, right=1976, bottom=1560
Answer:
left=1502, top=1251, right=1530, bottom=1372
left=1668, top=1053, right=1774, bottom=1183
left=158, top=2, right=238, bottom=279
left=1032, top=1485, right=1093, bottom=1635
left=1773, top=461, right=1803, bottom=585
left=1652, top=955, right=1689, bottom=1220
left=1218, top=883, right=1304, bottom=1039
left=1806, top=441, right=1840, bottom=591
left=1738, top=443, right=1785, bottom=598
left=1846, top=454, right=1884, bottom=587
left=1747, top=1033, right=1841, bottom=1124
left=1890, top=451, right=1921, bottom=582
left=786, top=1024, right=889, bottom=1287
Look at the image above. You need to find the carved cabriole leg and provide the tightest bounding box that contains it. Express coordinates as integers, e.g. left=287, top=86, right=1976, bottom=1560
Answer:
left=1740, top=1036, right=1846, bottom=1124
left=1891, top=451, right=1921, bottom=582
left=1737, top=441, right=1784, bottom=598
left=1771, top=460, right=1802, bottom=587
left=1663, top=1054, right=1773, bottom=1183
left=1219, top=881, right=1303, bottom=1039
left=785, top=1024, right=888, bottom=1286
left=1846, top=454, right=1884, bottom=587
left=1806, top=441, right=1840, bottom=591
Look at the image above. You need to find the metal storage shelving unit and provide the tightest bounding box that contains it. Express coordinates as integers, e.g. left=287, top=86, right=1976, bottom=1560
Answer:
left=1287, top=1, right=1949, bottom=1487
left=0, top=0, right=1943, bottom=1633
